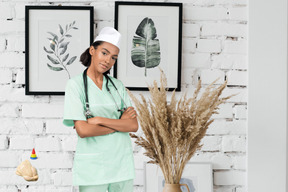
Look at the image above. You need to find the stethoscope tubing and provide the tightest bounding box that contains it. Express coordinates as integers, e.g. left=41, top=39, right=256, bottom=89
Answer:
left=83, top=68, right=127, bottom=119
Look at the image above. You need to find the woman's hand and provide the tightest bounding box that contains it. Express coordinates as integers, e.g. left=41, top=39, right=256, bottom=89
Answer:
left=120, top=107, right=137, bottom=120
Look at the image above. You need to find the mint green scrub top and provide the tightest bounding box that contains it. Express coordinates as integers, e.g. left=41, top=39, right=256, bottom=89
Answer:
left=62, top=73, right=135, bottom=186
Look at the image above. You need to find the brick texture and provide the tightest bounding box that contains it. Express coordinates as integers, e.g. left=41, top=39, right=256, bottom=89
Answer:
left=0, top=0, right=247, bottom=191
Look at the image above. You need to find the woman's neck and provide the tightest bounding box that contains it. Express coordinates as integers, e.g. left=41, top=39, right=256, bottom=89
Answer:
left=87, top=66, right=104, bottom=90
left=87, top=66, right=103, bottom=82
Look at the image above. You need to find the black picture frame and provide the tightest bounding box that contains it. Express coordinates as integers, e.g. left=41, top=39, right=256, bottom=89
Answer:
left=114, top=1, right=182, bottom=91
left=25, top=6, right=94, bottom=95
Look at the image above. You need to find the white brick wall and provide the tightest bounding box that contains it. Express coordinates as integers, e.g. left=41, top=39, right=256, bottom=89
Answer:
left=202, top=23, right=247, bottom=38
left=0, top=0, right=247, bottom=191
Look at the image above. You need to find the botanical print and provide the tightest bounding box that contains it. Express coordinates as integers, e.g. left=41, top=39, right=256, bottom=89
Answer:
left=131, top=17, right=161, bottom=76
left=43, top=21, right=78, bottom=79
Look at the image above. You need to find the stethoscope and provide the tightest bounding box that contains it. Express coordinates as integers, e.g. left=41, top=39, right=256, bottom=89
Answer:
left=83, top=67, right=128, bottom=119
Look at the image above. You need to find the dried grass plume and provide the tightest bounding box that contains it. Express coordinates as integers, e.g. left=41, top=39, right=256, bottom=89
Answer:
left=128, top=69, right=233, bottom=184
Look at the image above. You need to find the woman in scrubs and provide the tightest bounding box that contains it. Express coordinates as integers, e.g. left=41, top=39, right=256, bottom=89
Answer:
left=63, top=27, right=138, bottom=192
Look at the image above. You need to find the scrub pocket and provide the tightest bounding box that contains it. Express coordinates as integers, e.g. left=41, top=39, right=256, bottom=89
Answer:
left=73, top=153, right=104, bottom=185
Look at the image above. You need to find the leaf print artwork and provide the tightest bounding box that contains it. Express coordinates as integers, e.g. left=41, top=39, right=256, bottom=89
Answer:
left=43, top=21, right=78, bottom=79
left=131, top=17, right=161, bottom=76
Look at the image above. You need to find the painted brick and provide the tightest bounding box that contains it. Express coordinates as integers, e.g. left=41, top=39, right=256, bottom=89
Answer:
left=34, top=95, right=50, bottom=103
left=200, top=69, right=225, bottom=84
left=0, top=118, right=42, bottom=135
left=0, top=52, right=25, bottom=68
left=233, top=105, right=247, bottom=119
left=0, top=103, right=19, bottom=117
left=183, top=38, right=197, bottom=53
left=0, top=151, right=21, bottom=167
left=15, top=3, right=25, bottom=19
left=15, top=69, right=25, bottom=85
left=91, top=2, right=114, bottom=21
left=0, top=20, right=25, bottom=34
left=0, top=170, right=27, bottom=185
left=0, top=68, right=12, bottom=84
left=184, top=6, right=228, bottom=21
left=49, top=96, right=65, bottom=104
left=44, top=186, right=74, bottom=192
left=134, top=169, right=144, bottom=185
left=223, top=40, right=247, bottom=54
left=0, top=0, right=248, bottom=190
left=226, top=70, right=248, bottom=86
left=221, top=87, right=248, bottom=103
left=200, top=136, right=221, bottom=151
left=225, top=120, right=247, bottom=135
left=182, top=68, right=194, bottom=85
left=16, top=169, right=51, bottom=185
left=38, top=0, right=69, bottom=2
left=231, top=0, right=248, bottom=5
left=134, top=154, right=150, bottom=170
left=197, top=39, right=222, bottom=53
left=212, top=153, right=233, bottom=169
left=233, top=155, right=246, bottom=170
left=22, top=119, right=44, bottom=135
left=213, top=103, right=234, bottom=119
left=0, top=186, right=18, bottom=192
left=22, top=103, right=63, bottom=118
left=202, top=23, right=247, bottom=38
left=0, top=135, right=8, bottom=149
left=0, top=3, right=13, bottom=19
left=35, top=136, right=61, bottom=151
left=9, top=135, right=34, bottom=150
left=0, top=37, right=6, bottom=52
left=216, top=0, right=248, bottom=5
left=189, top=152, right=213, bottom=162
left=206, top=120, right=229, bottom=135
left=0, top=118, right=16, bottom=134
left=211, top=54, right=247, bottom=70
left=229, top=7, right=248, bottom=21
left=134, top=186, right=144, bottom=192
left=46, top=119, right=75, bottom=134
left=52, top=171, right=73, bottom=186
left=183, top=23, right=201, bottom=37
left=6, top=35, right=25, bottom=52
left=60, top=135, right=77, bottom=152
left=183, top=53, right=211, bottom=69
left=222, top=135, right=246, bottom=152
left=214, top=171, right=246, bottom=185
left=21, top=151, right=73, bottom=169
left=0, top=86, right=34, bottom=102
left=95, top=21, right=114, bottom=36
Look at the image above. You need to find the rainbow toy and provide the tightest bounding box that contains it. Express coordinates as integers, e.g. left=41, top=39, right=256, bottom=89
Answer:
left=30, top=148, right=37, bottom=160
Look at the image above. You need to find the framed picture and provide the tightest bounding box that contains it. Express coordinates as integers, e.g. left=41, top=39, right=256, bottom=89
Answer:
left=145, top=163, right=213, bottom=192
left=114, top=2, right=182, bottom=91
left=25, top=6, right=93, bottom=95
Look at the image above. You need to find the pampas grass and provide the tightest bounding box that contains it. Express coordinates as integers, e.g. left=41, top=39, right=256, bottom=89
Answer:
left=128, top=69, right=233, bottom=184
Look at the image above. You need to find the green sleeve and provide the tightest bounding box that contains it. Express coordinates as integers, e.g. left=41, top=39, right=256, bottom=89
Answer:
left=63, top=80, right=86, bottom=127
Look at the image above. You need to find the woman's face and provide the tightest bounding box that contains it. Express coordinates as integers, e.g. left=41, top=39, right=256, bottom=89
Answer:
left=89, top=42, right=119, bottom=74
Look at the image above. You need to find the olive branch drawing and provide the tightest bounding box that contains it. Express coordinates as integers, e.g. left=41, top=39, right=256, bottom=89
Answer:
left=43, top=21, right=78, bottom=79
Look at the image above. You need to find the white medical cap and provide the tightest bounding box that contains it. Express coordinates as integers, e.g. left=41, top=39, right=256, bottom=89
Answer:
left=94, top=27, right=121, bottom=49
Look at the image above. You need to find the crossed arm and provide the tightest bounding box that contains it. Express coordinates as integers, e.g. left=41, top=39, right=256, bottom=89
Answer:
left=74, top=107, right=138, bottom=138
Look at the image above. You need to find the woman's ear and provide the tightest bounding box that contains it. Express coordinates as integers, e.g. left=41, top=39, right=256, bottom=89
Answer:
left=89, top=46, right=94, bottom=56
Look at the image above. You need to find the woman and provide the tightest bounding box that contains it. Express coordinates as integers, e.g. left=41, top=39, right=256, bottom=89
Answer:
left=63, top=27, right=138, bottom=192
